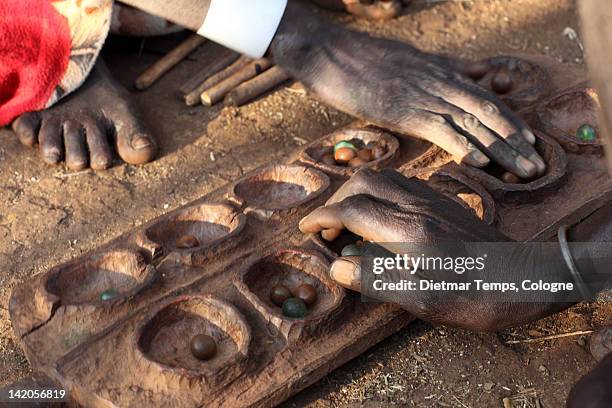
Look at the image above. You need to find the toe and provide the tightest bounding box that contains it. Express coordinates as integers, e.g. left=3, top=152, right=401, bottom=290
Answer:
left=116, top=130, right=158, bottom=165
left=12, top=112, right=42, bottom=147
left=63, top=120, right=88, bottom=171
left=84, top=119, right=113, bottom=170
left=38, top=118, right=63, bottom=164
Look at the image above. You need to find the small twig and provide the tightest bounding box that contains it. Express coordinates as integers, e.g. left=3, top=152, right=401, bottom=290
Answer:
left=224, top=66, right=290, bottom=106
left=184, top=56, right=251, bottom=106
left=178, top=51, right=240, bottom=96
left=201, top=58, right=273, bottom=106
left=452, top=395, right=470, bottom=408
left=505, top=330, right=593, bottom=345
left=54, top=169, right=92, bottom=179
left=135, top=34, right=205, bottom=90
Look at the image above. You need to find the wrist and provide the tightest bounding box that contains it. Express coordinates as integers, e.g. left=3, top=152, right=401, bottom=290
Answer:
left=269, top=2, right=333, bottom=65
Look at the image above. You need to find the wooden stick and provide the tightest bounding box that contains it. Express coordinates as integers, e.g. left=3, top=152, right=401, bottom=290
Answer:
left=184, top=56, right=251, bottom=106
left=135, top=34, right=205, bottom=90
left=505, top=330, right=593, bottom=344
left=200, top=58, right=273, bottom=106
left=224, top=66, right=290, bottom=106
left=178, top=51, right=240, bottom=96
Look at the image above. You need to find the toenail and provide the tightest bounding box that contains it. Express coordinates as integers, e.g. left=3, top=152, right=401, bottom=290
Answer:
left=131, top=135, right=153, bottom=150
left=44, top=152, right=61, bottom=162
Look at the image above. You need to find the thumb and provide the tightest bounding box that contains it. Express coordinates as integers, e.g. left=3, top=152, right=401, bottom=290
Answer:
left=329, top=256, right=362, bottom=292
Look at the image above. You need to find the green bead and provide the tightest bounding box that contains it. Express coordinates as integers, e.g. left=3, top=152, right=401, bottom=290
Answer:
left=100, top=288, right=119, bottom=301
left=334, top=141, right=357, bottom=153
left=341, top=244, right=362, bottom=257
left=576, top=124, right=597, bottom=142
left=282, top=298, right=307, bottom=318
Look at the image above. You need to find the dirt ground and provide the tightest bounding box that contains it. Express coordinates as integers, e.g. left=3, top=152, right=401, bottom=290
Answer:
left=1, top=0, right=610, bottom=407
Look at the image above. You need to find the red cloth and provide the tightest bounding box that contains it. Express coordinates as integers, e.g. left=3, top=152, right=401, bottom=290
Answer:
left=0, top=0, right=71, bottom=126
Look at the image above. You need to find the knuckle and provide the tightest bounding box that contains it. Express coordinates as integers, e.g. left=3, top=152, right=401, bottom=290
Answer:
left=350, top=168, right=378, bottom=189
left=461, top=113, right=481, bottom=130
left=481, top=100, right=499, bottom=115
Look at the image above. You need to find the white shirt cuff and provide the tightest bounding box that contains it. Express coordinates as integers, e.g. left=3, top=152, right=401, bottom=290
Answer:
left=197, top=0, right=288, bottom=59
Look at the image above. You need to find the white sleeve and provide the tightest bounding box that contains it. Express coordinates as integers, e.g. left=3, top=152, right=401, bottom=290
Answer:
left=197, top=0, right=288, bottom=59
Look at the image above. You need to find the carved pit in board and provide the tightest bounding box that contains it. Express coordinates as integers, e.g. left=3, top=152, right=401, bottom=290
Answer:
left=472, top=56, right=551, bottom=110
left=234, top=249, right=344, bottom=342
left=535, top=86, right=602, bottom=154
left=229, top=165, right=330, bottom=219
left=299, top=128, right=400, bottom=177
left=400, top=166, right=496, bottom=225
left=136, top=295, right=250, bottom=389
left=44, top=250, right=156, bottom=307
left=139, top=203, right=246, bottom=258
left=454, top=131, right=567, bottom=203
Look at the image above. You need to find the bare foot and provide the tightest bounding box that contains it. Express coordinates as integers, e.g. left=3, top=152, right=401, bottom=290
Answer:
left=11, top=62, right=157, bottom=171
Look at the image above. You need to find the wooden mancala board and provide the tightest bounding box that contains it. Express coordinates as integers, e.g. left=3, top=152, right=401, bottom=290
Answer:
left=9, top=55, right=612, bottom=407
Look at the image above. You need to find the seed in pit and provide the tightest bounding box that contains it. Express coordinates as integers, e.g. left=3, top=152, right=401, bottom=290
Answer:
left=357, top=148, right=373, bottom=162
left=463, top=61, right=490, bottom=80
left=335, top=147, right=356, bottom=164
left=349, top=157, right=368, bottom=167
left=501, top=172, right=521, bottom=184
left=176, top=235, right=200, bottom=249
left=341, top=244, right=362, bottom=257
left=334, top=141, right=357, bottom=152
left=282, top=297, right=307, bottom=318
left=322, top=153, right=337, bottom=166
left=270, top=284, right=292, bottom=307
left=190, top=334, right=217, bottom=361
left=491, top=71, right=513, bottom=94
left=293, top=283, right=318, bottom=306
left=576, top=124, right=597, bottom=142
left=100, top=288, right=119, bottom=301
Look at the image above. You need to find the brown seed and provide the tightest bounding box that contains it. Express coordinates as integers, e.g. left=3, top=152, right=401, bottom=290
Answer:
left=357, top=148, right=373, bottom=162
left=371, top=145, right=386, bottom=160
left=293, top=283, right=318, bottom=306
left=501, top=172, right=521, bottom=184
left=190, top=334, right=217, bottom=360
left=349, top=157, right=368, bottom=167
left=176, top=235, right=200, bottom=249
left=270, top=284, right=292, bottom=307
left=322, top=153, right=337, bottom=166
left=491, top=71, right=513, bottom=94
left=463, top=61, right=490, bottom=80
left=334, top=147, right=356, bottom=164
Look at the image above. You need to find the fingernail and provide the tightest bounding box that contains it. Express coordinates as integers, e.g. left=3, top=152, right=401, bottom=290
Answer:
left=330, top=258, right=361, bottom=290
left=516, top=156, right=537, bottom=178
left=131, top=134, right=153, bottom=150
left=522, top=129, right=536, bottom=144
left=463, top=150, right=490, bottom=167
left=529, top=153, right=547, bottom=176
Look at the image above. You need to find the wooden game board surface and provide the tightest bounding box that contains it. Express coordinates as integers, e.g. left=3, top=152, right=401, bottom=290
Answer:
left=9, top=56, right=612, bottom=407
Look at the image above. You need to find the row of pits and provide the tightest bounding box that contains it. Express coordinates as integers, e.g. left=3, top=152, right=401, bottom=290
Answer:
left=47, top=249, right=344, bottom=381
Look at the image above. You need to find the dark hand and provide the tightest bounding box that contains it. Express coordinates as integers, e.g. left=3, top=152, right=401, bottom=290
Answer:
left=271, top=2, right=545, bottom=179
left=299, top=169, right=579, bottom=331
